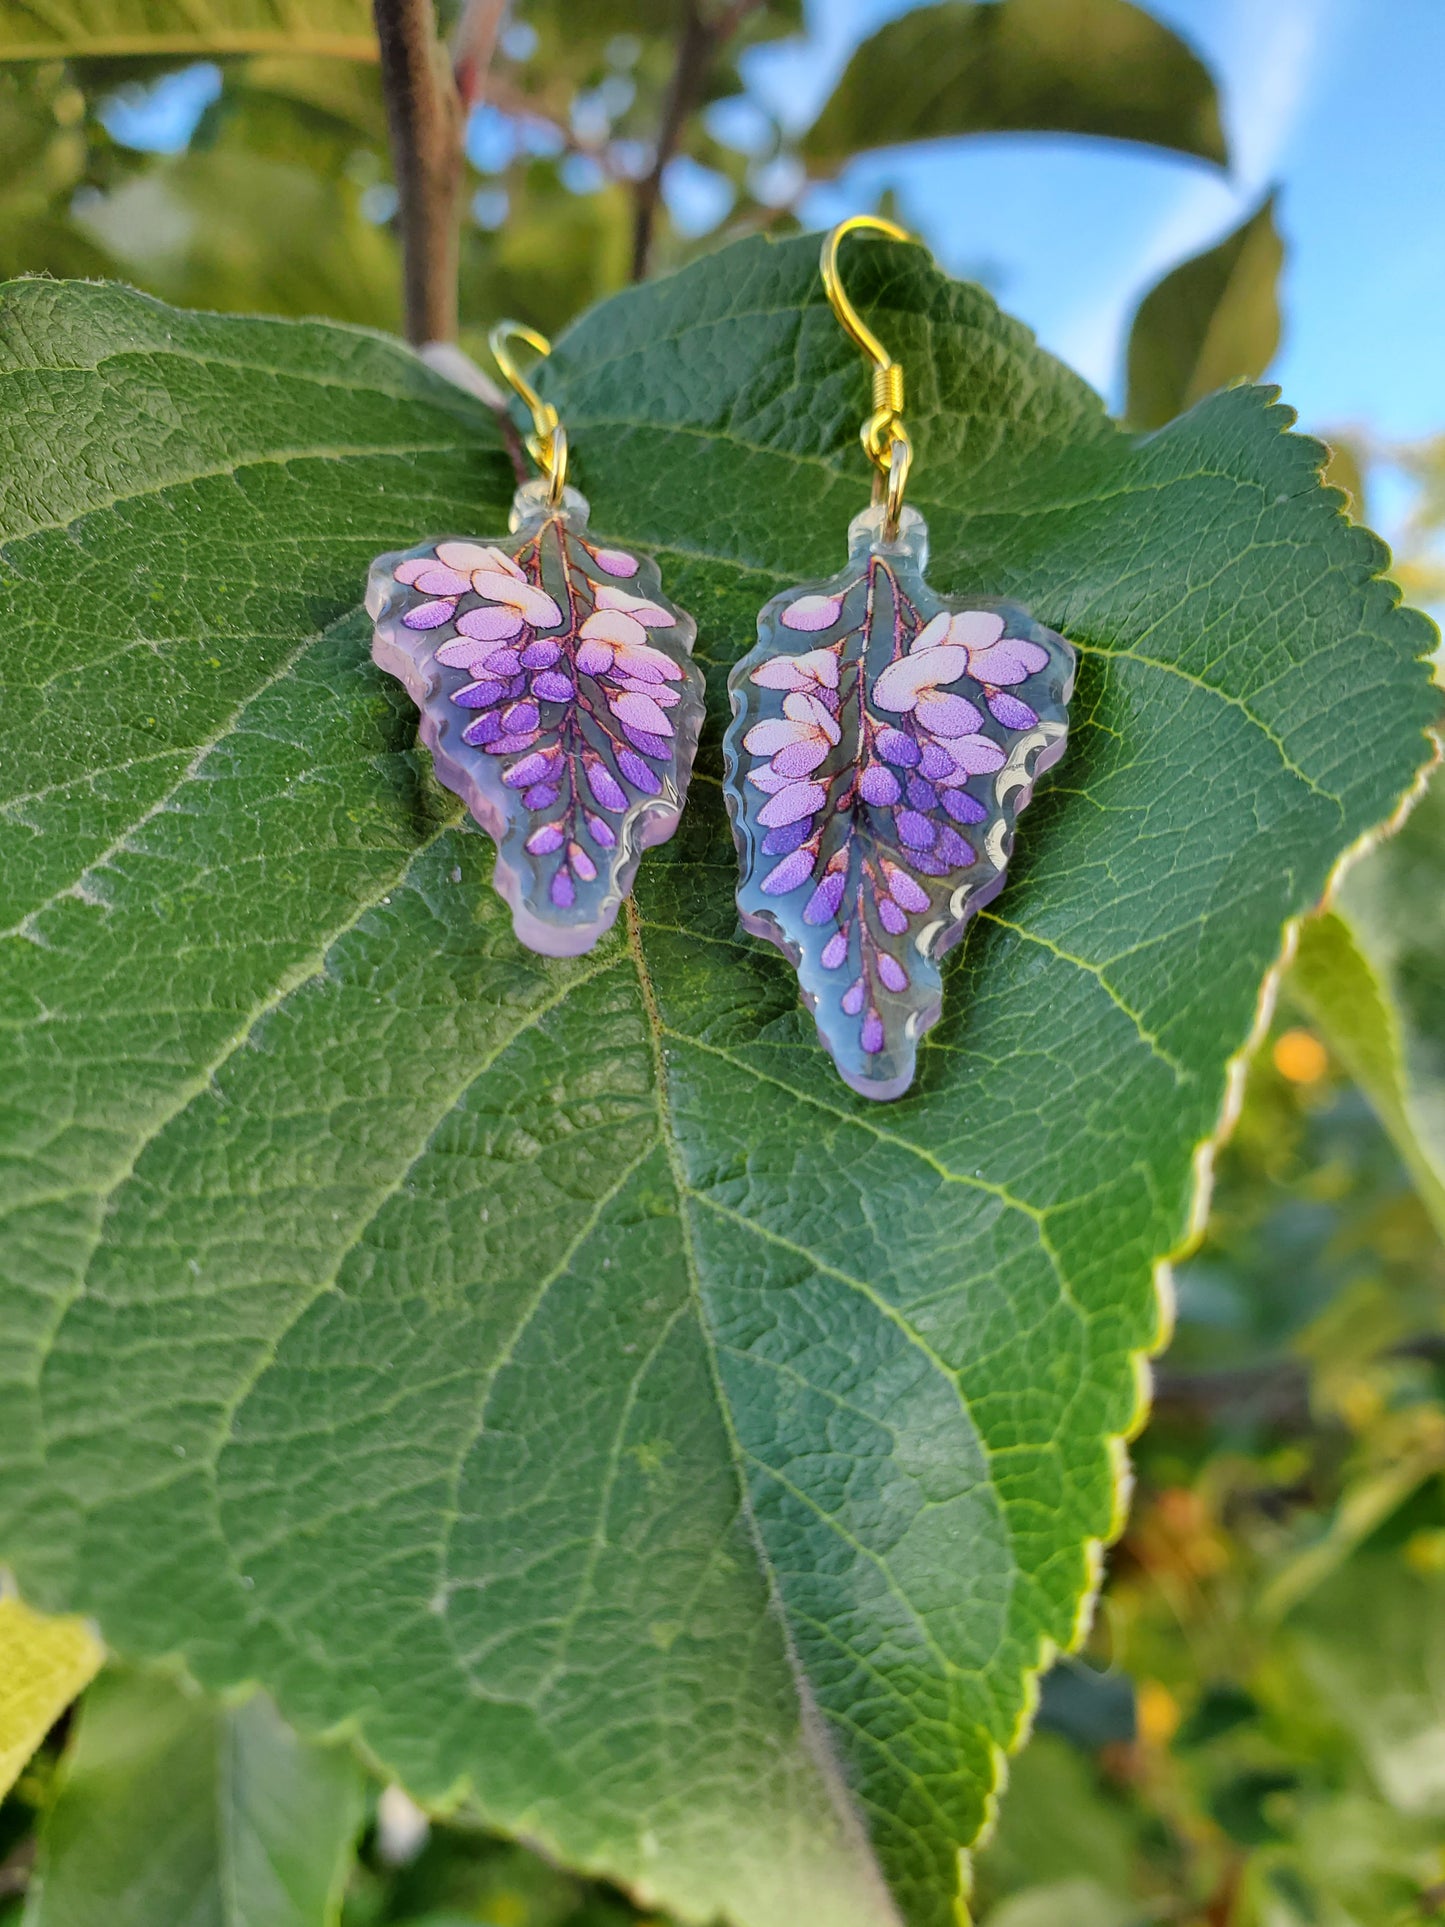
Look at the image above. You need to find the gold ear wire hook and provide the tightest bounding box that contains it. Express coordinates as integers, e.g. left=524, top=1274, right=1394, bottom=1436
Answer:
left=820, top=215, right=914, bottom=534
left=489, top=320, right=568, bottom=504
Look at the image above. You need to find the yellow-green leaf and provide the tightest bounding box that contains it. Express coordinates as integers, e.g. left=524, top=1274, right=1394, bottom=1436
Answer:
left=0, top=0, right=374, bottom=64
left=0, top=1595, right=102, bottom=1800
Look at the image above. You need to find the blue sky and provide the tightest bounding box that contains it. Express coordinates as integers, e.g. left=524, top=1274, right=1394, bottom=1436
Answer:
left=747, top=0, right=1445, bottom=448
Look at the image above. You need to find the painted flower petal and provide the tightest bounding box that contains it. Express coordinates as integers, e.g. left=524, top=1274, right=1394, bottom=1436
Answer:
left=414, top=566, right=471, bottom=596
left=861, top=1012, right=886, bottom=1053
left=916, top=691, right=984, bottom=739
left=909, top=610, right=952, bottom=654
left=943, top=787, right=988, bottom=824
left=584, top=758, right=628, bottom=811
left=877, top=953, right=908, bottom=992
left=859, top=764, right=902, bottom=807
left=771, top=737, right=830, bottom=779
left=522, top=783, right=560, bottom=810
left=780, top=593, right=843, bottom=632
left=456, top=604, right=524, bottom=642
left=581, top=607, right=649, bottom=649
left=744, top=717, right=806, bottom=757
left=614, top=640, right=684, bottom=684
left=877, top=897, right=908, bottom=936
left=842, top=978, right=866, bottom=1016
left=595, top=583, right=675, bottom=627
left=946, top=734, right=1007, bottom=775
left=569, top=841, right=598, bottom=884
left=760, top=847, right=816, bottom=894
left=525, top=822, right=566, bottom=855
left=471, top=572, right=563, bottom=628
left=576, top=637, right=613, bottom=676
left=452, top=678, right=506, bottom=709
left=886, top=867, right=931, bottom=912
left=461, top=712, right=502, bottom=746
left=585, top=812, right=617, bottom=849
left=393, top=556, right=431, bottom=586
left=804, top=871, right=847, bottom=925
left=434, top=637, right=488, bottom=671
left=762, top=819, right=810, bottom=855
left=971, top=636, right=1049, bottom=685
left=502, top=748, right=552, bottom=789
left=820, top=930, right=849, bottom=969
left=617, top=749, right=662, bottom=795
left=949, top=610, right=1006, bottom=652
left=611, top=689, right=675, bottom=737
left=531, top=671, right=575, bottom=703
left=988, top=691, right=1039, bottom=729
left=782, top=690, right=841, bottom=741
left=550, top=869, right=575, bottom=908
left=437, top=540, right=522, bottom=577
left=402, top=599, right=455, bottom=630
left=520, top=637, right=562, bottom=669
left=873, top=645, right=971, bottom=712
left=895, top=808, right=936, bottom=849
left=746, top=765, right=793, bottom=795
left=875, top=727, right=920, bottom=768
left=751, top=647, right=840, bottom=691
left=594, top=547, right=639, bottom=577
left=756, top=781, right=825, bottom=828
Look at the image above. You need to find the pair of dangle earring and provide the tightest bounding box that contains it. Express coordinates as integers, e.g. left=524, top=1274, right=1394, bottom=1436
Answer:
left=366, top=322, right=705, bottom=957
left=368, top=221, right=1074, bottom=1102
left=722, top=217, right=1076, bottom=1100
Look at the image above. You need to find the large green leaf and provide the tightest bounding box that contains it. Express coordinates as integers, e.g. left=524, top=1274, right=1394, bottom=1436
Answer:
left=803, top=0, right=1227, bottom=170
left=1289, top=757, right=1445, bottom=1241
left=0, top=0, right=373, bottom=61
left=1124, top=195, right=1284, bottom=432
left=0, top=242, right=1435, bottom=1927
left=26, top=1670, right=366, bottom=1926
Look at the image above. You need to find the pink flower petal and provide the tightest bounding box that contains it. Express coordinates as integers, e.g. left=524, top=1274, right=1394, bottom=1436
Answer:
left=909, top=611, right=952, bottom=654
left=414, top=566, right=471, bottom=596
left=873, top=645, right=971, bottom=712
left=610, top=689, right=675, bottom=737
left=456, top=604, right=524, bottom=642
left=782, top=690, right=840, bottom=742
left=434, top=638, right=487, bottom=670
left=950, top=610, right=1006, bottom=652
left=756, top=780, right=825, bottom=828
left=946, top=734, right=1007, bottom=775
left=576, top=637, right=613, bottom=676
left=470, top=571, right=562, bottom=628
left=594, top=547, right=639, bottom=577
left=581, top=607, right=649, bottom=649
left=614, top=641, right=683, bottom=684
left=970, top=637, right=1049, bottom=686
left=771, top=738, right=830, bottom=779
left=744, top=718, right=804, bottom=757
left=394, top=556, right=430, bottom=586
left=760, top=847, right=816, bottom=894
left=747, top=766, right=793, bottom=794
left=437, top=540, right=521, bottom=577
left=780, top=593, right=843, bottom=632
left=595, top=583, right=674, bottom=627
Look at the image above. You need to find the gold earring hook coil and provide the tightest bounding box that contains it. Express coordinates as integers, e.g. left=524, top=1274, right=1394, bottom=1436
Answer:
left=489, top=319, right=568, bottom=503
left=819, top=215, right=916, bottom=534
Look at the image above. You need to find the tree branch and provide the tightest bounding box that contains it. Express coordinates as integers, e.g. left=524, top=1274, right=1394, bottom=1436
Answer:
left=373, top=0, right=464, bottom=345
left=630, top=0, right=712, bottom=282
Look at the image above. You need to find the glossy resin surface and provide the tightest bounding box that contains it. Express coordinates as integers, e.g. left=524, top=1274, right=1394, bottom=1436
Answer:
left=724, top=504, right=1075, bottom=1100
left=368, top=481, right=704, bottom=956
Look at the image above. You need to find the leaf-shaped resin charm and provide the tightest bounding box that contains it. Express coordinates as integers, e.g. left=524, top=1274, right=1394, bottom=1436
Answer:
left=368, top=480, right=704, bottom=957
left=724, top=503, right=1075, bottom=1100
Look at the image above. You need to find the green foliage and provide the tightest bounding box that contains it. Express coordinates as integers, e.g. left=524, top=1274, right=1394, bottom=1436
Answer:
left=804, top=0, right=1227, bottom=169
left=27, top=1670, right=365, bottom=1927
left=0, top=0, right=374, bottom=61
left=1125, top=194, right=1284, bottom=431
left=0, top=230, right=1434, bottom=1926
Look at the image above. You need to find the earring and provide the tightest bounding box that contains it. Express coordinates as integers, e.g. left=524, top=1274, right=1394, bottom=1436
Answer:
left=367, top=323, right=705, bottom=958
left=723, top=218, right=1076, bottom=1101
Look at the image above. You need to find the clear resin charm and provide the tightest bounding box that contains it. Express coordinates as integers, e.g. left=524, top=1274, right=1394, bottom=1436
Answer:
left=368, top=480, right=704, bottom=957
left=723, top=504, right=1075, bottom=1101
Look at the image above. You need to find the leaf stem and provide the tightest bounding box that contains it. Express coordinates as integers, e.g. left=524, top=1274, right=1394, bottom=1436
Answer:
left=373, top=0, right=464, bottom=345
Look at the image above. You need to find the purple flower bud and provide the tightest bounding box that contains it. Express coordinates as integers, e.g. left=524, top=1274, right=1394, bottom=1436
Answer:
left=520, top=637, right=562, bottom=669
left=522, top=783, right=560, bottom=809
left=803, top=870, right=846, bottom=925
left=617, top=749, right=662, bottom=796
left=550, top=868, right=575, bottom=909
left=906, top=776, right=938, bottom=812
left=584, top=811, right=617, bottom=849
left=820, top=930, right=849, bottom=970
left=895, top=809, right=936, bottom=850
left=842, top=978, right=866, bottom=1016
left=936, top=827, right=975, bottom=869
left=568, top=841, right=598, bottom=883
left=584, top=757, right=628, bottom=811
left=760, top=847, right=815, bottom=895
left=876, top=727, right=920, bottom=768
left=762, top=819, right=810, bottom=855
left=943, top=788, right=987, bottom=824
left=453, top=678, right=506, bottom=709
left=859, top=764, right=901, bottom=807
left=525, top=822, right=566, bottom=855
left=919, top=741, right=955, bottom=782
left=462, top=712, right=503, bottom=746
left=886, top=868, right=931, bottom=913
left=878, top=897, right=908, bottom=935
left=877, top=954, right=908, bottom=993
left=909, top=850, right=949, bottom=876
left=531, top=671, right=575, bottom=703
left=988, top=691, right=1037, bottom=729
left=482, top=730, right=540, bottom=756
left=861, top=1012, right=884, bottom=1054
left=502, top=699, right=540, bottom=736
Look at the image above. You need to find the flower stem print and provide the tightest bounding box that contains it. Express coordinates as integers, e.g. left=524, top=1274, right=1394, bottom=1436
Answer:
left=368, top=480, right=704, bottom=957
left=724, top=504, right=1075, bottom=1100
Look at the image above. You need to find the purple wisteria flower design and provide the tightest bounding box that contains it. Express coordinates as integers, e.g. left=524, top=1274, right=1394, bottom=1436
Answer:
left=368, top=480, right=704, bottom=957
left=723, top=504, right=1075, bottom=1100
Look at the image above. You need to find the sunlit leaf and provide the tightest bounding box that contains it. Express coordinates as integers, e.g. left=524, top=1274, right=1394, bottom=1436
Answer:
left=0, top=0, right=374, bottom=62
left=1125, top=193, right=1283, bottom=431
left=0, top=239, right=1435, bottom=1927
left=0, top=1596, right=101, bottom=1802
left=804, top=0, right=1227, bottom=170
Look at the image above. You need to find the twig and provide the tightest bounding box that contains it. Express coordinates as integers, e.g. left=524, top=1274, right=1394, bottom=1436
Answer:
left=373, top=0, right=464, bottom=345
left=451, top=0, right=506, bottom=109
left=629, top=0, right=763, bottom=281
